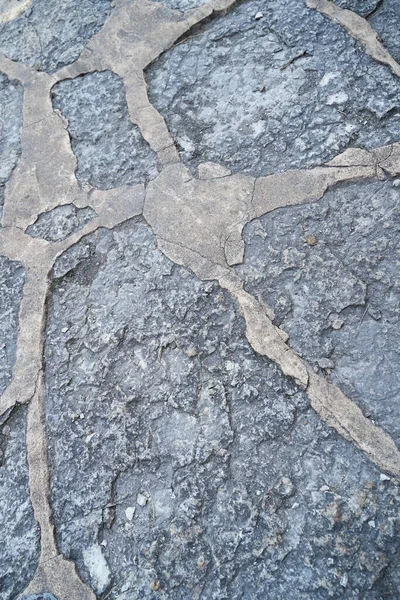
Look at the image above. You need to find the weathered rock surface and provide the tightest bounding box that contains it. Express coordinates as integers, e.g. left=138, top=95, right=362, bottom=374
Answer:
left=20, top=595, right=59, bottom=600
left=52, top=71, right=160, bottom=190
left=369, top=0, right=400, bottom=64
left=26, top=204, right=96, bottom=242
left=331, top=0, right=381, bottom=17
left=0, top=406, right=40, bottom=600
left=147, top=0, right=400, bottom=176
left=44, top=219, right=400, bottom=599
left=0, top=0, right=111, bottom=73
left=0, top=73, right=23, bottom=221
left=238, top=179, right=400, bottom=446
left=0, top=256, right=25, bottom=396
left=151, top=0, right=210, bottom=13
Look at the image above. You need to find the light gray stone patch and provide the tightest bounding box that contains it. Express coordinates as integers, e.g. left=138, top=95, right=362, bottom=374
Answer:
left=45, top=218, right=400, bottom=598
left=238, top=179, right=400, bottom=445
left=369, top=0, right=400, bottom=64
left=0, top=0, right=112, bottom=73
left=26, top=204, right=96, bottom=242
left=146, top=0, right=400, bottom=176
left=0, top=73, right=23, bottom=222
left=52, top=72, right=160, bottom=189
left=0, top=256, right=25, bottom=396
left=0, top=406, right=41, bottom=599
left=331, top=0, right=381, bottom=17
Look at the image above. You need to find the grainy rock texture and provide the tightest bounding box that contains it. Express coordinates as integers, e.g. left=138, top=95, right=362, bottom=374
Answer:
left=0, top=406, right=41, bottom=600
left=0, top=256, right=25, bottom=396
left=147, top=0, right=400, bottom=176
left=152, top=0, right=210, bottom=13
left=52, top=72, right=160, bottom=189
left=369, top=0, right=400, bottom=64
left=44, top=219, right=400, bottom=599
left=331, top=0, right=380, bottom=17
left=0, top=73, right=23, bottom=221
left=20, top=595, right=59, bottom=600
left=26, top=204, right=96, bottom=242
left=238, top=179, right=400, bottom=446
left=0, top=0, right=111, bottom=73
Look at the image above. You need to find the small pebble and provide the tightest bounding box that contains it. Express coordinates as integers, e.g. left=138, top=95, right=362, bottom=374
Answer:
left=137, top=493, right=148, bottom=507
left=61, top=326, right=69, bottom=333
left=368, top=520, right=376, bottom=528
left=392, top=179, right=400, bottom=187
left=305, top=234, right=318, bottom=246
left=380, top=473, right=391, bottom=482
left=255, top=11, right=264, bottom=19
left=125, top=506, right=136, bottom=521
left=331, top=318, right=344, bottom=330
left=340, top=574, right=348, bottom=588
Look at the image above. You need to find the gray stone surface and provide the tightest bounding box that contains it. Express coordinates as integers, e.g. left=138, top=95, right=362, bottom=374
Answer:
left=238, top=179, right=400, bottom=446
left=331, top=0, right=381, bottom=17
left=20, top=595, right=59, bottom=600
left=152, top=0, right=210, bottom=13
left=0, top=73, right=23, bottom=222
left=0, top=256, right=25, bottom=396
left=26, top=204, right=96, bottom=242
left=0, top=0, right=111, bottom=73
left=0, top=406, right=41, bottom=600
left=52, top=72, right=160, bottom=190
left=147, top=0, right=400, bottom=176
left=44, top=219, right=400, bottom=599
left=369, top=0, right=400, bottom=64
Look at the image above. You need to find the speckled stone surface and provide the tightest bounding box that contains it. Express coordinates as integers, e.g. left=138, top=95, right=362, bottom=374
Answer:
left=147, top=0, right=400, bottom=176
left=151, top=0, right=210, bottom=13
left=238, top=179, right=400, bottom=446
left=0, top=256, right=25, bottom=396
left=0, top=0, right=112, bottom=73
left=369, top=0, right=400, bottom=64
left=44, top=219, right=400, bottom=599
left=331, top=0, right=380, bottom=17
left=26, top=204, right=96, bottom=242
left=0, top=73, right=23, bottom=222
left=52, top=71, right=160, bottom=190
left=0, top=406, right=40, bottom=600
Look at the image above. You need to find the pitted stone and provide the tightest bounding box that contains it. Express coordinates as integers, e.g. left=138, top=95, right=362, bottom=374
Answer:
left=238, top=179, right=400, bottom=446
left=26, top=204, right=96, bottom=242
left=0, top=407, right=40, bottom=599
left=0, top=0, right=112, bottom=73
left=147, top=0, right=400, bottom=176
left=44, top=218, right=400, bottom=599
left=0, top=73, right=23, bottom=222
left=52, top=72, right=160, bottom=190
left=0, top=256, right=25, bottom=396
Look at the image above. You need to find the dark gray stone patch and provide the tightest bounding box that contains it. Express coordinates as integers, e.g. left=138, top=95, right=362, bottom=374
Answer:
left=331, top=0, right=381, bottom=17
left=26, top=204, right=96, bottom=242
left=238, top=179, right=400, bottom=446
left=146, top=0, right=400, bottom=176
left=52, top=72, right=160, bottom=190
left=0, top=406, right=41, bottom=599
left=369, top=0, right=400, bottom=64
left=45, top=218, right=400, bottom=599
left=151, top=0, right=210, bottom=13
left=0, top=73, right=23, bottom=222
left=0, top=0, right=111, bottom=73
left=0, top=256, right=25, bottom=396
left=20, top=595, right=59, bottom=600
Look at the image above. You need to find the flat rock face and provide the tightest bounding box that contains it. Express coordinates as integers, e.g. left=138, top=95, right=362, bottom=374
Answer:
left=26, top=204, right=96, bottom=242
left=0, top=73, right=23, bottom=221
left=147, top=0, right=400, bottom=176
left=0, top=0, right=111, bottom=73
left=0, top=406, right=41, bottom=599
left=52, top=72, right=160, bottom=189
left=0, top=256, right=25, bottom=396
left=238, top=179, right=400, bottom=445
left=44, top=219, right=400, bottom=599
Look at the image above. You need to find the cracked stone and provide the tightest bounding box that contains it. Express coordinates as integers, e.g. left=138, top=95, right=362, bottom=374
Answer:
left=52, top=71, right=160, bottom=190
left=0, top=0, right=112, bottom=73
left=146, top=0, right=400, bottom=176
left=26, top=204, right=97, bottom=242
left=0, top=72, right=23, bottom=222
left=0, top=256, right=25, bottom=396
left=44, top=218, right=400, bottom=598
left=0, top=406, right=41, bottom=599
left=238, top=179, right=400, bottom=446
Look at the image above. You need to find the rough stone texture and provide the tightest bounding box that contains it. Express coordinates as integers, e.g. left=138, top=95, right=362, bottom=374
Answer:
left=0, top=0, right=111, bottom=73
left=26, top=204, right=96, bottom=242
left=44, top=219, right=400, bottom=599
left=147, top=0, right=400, bottom=176
left=0, top=256, right=25, bottom=396
left=151, top=0, right=210, bottom=13
left=0, top=406, right=41, bottom=600
left=52, top=72, right=160, bottom=190
left=369, top=0, right=400, bottom=64
left=0, top=73, right=23, bottom=222
left=20, top=595, right=59, bottom=600
left=331, top=0, right=381, bottom=17
left=238, top=179, right=400, bottom=446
